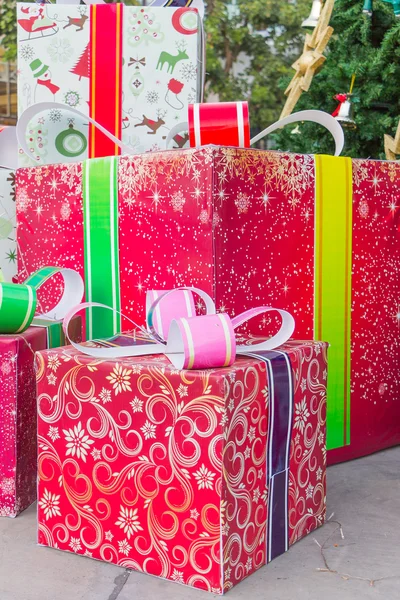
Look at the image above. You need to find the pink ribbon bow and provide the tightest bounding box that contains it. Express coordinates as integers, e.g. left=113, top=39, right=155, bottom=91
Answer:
left=64, top=288, right=295, bottom=370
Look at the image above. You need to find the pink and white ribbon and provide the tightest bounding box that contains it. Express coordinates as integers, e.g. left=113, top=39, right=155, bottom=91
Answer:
left=63, top=288, right=295, bottom=370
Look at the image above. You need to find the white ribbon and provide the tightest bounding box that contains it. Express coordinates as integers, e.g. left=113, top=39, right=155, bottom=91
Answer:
left=63, top=287, right=295, bottom=369
left=0, top=126, right=18, bottom=170
left=166, top=109, right=345, bottom=156
left=250, top=110, right=345, bottom=156
left=39, top=268, right=85, bottom=322
left=16, top=103, right=134, bottom=164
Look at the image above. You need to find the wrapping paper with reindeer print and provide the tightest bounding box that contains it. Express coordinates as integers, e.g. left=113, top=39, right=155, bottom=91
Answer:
left=0, top=316, right=81, bottom=518
left=17, top=2, right=203, bottom=166
left=36, top=339, right=327, bottom=594
left=16, top=147, right=400, bottom=463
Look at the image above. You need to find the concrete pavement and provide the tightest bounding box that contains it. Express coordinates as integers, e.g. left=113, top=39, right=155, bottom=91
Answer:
left=1, top=447, right=399, bottom=600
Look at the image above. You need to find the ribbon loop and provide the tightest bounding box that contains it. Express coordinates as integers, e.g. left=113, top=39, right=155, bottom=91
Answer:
left=166, top=104, right=345, bottom=156
left=0, top=267, right=84, bottom=334
left=146, top=287, right=215, bottom=342
left=16, top=103, right=133, bottom=164
left=64, top=287, right=295, bottom=370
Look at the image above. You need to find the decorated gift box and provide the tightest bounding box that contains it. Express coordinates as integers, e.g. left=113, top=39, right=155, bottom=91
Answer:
left=0, top=267, right=84, bottom=517
left=36, top=300, right=327, bottom=594
left=0, top=317, right=82, bottom=518
left=17, top=1, right=203, bottom=166
left=16, top=142, right=400, bottom=464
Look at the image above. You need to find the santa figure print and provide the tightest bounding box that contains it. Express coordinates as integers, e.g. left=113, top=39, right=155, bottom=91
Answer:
left=30, top=59, right=60, bottom=103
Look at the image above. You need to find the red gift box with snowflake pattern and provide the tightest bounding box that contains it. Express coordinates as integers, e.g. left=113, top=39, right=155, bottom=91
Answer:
left=0, top=317, right=81, bottom=518
left=16, top=147, right=400, bottom=463
left=36, top=339, right=327, bottom=594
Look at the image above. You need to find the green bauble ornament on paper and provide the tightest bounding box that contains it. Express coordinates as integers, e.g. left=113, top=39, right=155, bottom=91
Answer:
left=55, top=122, right=87, bottom=158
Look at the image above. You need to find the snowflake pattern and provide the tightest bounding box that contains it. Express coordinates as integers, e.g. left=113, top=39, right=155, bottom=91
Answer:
left=47, top=373, right=57, bottom=386
left=64, top=90, right=81, bottom=108
left=193, top=464, right=216, bottom=490
left=118, top=539, right=132, bottom=556
left=0, top=478, right=15, bottom=497
left=49, top=109, right=62, bottom=123
left=141, top=420, right=156, bottom=440
left=63, top=422, right=94, bottom=462
left=60, top=203, right=71, bottom=221
left=170, top=190, right=186, bottom=212
left=115, top=506, right=143, bottom=539
left=38, top=489, right=61, bottom=521
left=294, top=398, right=310, bottom=433
left=171, top=569, right=184, bottom=583
left=146, top=90, right=159, bottom=105
left=47, top=38, right=73, bottom=64
left=179, top=62, right=197, bottom=81
left=99, top=388, right=112, bottom=404
left=177, top=384, right=188, bottom=398
left=306, top=483, right=314, bottom=500
left=47, top=354, right=61, bottom=372
left=130, top=397, right=144, bottom=413
left=235, top=192, right=251, bottom=214
left=48, top=426, right=60, bottom=442
left=91, top=448, right=102, bottom=461
left=106, top=364, right=132, bottom=395
left=69, top=537, right=82, bottom=553
left=20, top=45, right=34, bottom=62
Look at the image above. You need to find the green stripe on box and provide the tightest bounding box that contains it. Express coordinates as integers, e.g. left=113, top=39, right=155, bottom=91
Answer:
left=82, top=157, right=121, bottom=339
left=315, top=155, right=353, bottom=451
left=32, top=318, right=65, bottom=349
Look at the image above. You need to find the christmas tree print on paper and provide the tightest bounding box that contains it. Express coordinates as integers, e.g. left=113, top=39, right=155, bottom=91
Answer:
left=127, top=8, right=165, bottom=48
left=70, top=44, right=90, bottom=81
left=23, top=121, right=49, bottom=165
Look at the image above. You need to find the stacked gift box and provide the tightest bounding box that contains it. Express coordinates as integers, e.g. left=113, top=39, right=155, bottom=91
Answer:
left=0, top=0, right=398, bottom=595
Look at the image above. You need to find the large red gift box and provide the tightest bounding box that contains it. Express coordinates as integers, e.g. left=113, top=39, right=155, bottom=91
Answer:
left=36, top=339, right=327, bottom=594
left=16, top=147, right=400, bottom=462
left=0, top=317, right=81, bottom=517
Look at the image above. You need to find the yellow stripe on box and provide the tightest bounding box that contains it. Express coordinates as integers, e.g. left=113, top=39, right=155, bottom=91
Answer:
left=314, top=155, right=353, bottom=450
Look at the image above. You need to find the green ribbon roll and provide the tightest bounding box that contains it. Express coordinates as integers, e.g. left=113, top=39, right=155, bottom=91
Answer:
left=0, top=266, right=84, bottom=334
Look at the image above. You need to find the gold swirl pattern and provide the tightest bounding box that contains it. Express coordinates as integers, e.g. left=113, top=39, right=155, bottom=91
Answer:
left=37, top=341, right=327, bottom=594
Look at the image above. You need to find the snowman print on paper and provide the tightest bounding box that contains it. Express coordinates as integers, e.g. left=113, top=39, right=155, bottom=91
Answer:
left=30, top=58, right=60, bottom=103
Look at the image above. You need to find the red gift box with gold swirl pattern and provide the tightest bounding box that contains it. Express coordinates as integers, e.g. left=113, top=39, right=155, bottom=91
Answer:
left=36, top=339, right=327, bottom=594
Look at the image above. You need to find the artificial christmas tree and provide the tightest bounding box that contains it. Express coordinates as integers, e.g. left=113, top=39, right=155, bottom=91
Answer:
left=275, top=0, right=400, bottom=159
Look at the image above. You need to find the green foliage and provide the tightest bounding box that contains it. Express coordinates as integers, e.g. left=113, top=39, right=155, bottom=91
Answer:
left=205, top=0, right=311, bottom=131
left=1, top=0, right=24, bottom=61
left=273, top=0, right=400, bottom=159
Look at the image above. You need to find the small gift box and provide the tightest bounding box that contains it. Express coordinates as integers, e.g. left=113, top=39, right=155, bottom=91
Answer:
left=36, top=315, right=327, bottom=592
left=0, top=316, right=81, bottom=518
left=0, top=266, right=84, bottom=517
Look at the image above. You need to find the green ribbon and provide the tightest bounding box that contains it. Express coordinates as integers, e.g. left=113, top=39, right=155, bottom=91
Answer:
left=82, top=156, right=121, bottom=339
left=0, top=266, right=84, bottom=335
